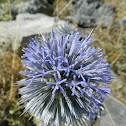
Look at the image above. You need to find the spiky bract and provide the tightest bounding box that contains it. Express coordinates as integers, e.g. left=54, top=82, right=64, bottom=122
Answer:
left=55, top=23, right=78, bottom=35
left=17, top=30, right=111, bottom=126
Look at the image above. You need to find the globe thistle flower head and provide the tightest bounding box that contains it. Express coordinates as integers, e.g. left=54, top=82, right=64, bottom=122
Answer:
left=55, top=23, right=78, bottom=35
left=17, top=29, right=112, bottom=126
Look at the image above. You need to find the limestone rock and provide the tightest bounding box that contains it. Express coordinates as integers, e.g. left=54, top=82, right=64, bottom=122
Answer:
left=0, top=0, right=54, bottom=20
left=73, top=0, right=115, bottom=28
left=100, top=96, right=126, bottom=126
left=0, top=13, right=66, bottom=54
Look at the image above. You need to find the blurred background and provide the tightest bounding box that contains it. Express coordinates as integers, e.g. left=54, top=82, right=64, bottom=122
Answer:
left=0, top=0, right=126, bottom=126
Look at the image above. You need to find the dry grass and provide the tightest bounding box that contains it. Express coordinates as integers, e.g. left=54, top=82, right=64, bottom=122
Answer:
left=53, top=0, right=73, bottom=19
left=0, top=51, right=24, bottom=98
left=0, top=0, right=23, bottom=100
left=94, top=0, right=126, bottom=74
left=103, top=0, right=126, bottom=18
left=94, top=0, right=126, bottom=104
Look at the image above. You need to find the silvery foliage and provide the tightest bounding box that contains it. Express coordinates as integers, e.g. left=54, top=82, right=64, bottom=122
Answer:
left=17, top=28, right=112, bottom=126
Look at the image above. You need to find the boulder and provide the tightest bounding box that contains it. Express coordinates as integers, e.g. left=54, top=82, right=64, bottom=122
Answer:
left=0, top=0, right=54, bottom=20
left=100, top=96, right=126, bottom=126
left=0, top=13, right=66, bottom=54
left=73, top=0, right=115, bottom=28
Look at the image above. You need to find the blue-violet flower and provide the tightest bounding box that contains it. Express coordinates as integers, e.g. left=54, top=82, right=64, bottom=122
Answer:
left=17, top=30, right=112, bottom=126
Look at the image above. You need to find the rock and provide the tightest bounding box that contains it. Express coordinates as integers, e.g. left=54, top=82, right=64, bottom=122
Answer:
left=100, top=96, right=126, bottom=126
left=0, top=13, right=66, bottom=54
left=87, top=0, right=101, bottom=3
left=47, top=0, right=54, bottom=5
left=73, top=0, right=115, bottom=28
left=0, top=0, right=54, bottom=20
left=100, top=70, right=126, bottom=126
left=94, top=3, right=115, bottom=27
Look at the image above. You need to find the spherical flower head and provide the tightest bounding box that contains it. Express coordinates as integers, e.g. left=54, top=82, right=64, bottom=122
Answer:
left=17, top=30, right=112, bottom=126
